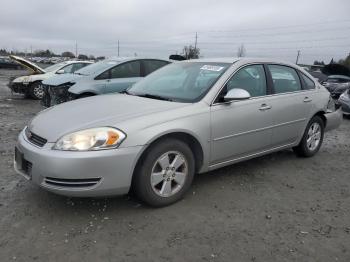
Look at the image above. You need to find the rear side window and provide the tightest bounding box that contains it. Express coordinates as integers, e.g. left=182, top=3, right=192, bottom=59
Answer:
left=143, top=60, right=169, bottom=76
left=110, top=61, right=141, bottom=78
left=300, top=73, right=315, bottom=89
left=268, top=65, right=301, bottom=94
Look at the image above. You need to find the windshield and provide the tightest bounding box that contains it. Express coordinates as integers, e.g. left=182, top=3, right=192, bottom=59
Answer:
left=75, top=60, right=118, bottom=76
left=128, top=62, right=230, bottom=102
left=45, top=62, right=68, bottom=72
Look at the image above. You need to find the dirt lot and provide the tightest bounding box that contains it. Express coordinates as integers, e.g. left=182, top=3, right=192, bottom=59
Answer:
left=0, top=69, right=349, bottom=262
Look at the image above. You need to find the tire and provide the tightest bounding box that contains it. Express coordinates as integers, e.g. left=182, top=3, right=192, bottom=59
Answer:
left=28, top=82, right=44, bottom=100
left=293, top=116, right=324, bottom=157
left=133, top=138, right=195, bottom=207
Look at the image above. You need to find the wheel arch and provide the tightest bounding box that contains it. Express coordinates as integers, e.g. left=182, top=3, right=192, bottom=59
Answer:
left=131, top=131, right=205, bottom=185
left=313, top=110, right=327, bottom=127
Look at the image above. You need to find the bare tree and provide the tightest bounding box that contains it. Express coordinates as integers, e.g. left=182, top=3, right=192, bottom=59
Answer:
left=237, top=44, right=246, bottom=57
left=182, top=45, right=200, bottom=59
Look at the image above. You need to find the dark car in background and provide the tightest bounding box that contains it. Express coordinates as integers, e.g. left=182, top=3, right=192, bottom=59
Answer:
left=322, top=75, right=350, bottom=99
left=338, top=89, right=350, bottom=117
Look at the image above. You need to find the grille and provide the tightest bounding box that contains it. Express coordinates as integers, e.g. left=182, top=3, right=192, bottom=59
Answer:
left=23, top=160, right=33, bottom=174
left=15, top=147, right=32, bottom=176
left=25, top=128, right=47, bottom=147
left=44, top=177, right=101, bottom=188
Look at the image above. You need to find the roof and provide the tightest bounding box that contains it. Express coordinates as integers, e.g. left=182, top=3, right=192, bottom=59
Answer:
left=107, top=57, right=170, bottom=63
left=182, top=57, right=296, bottom=66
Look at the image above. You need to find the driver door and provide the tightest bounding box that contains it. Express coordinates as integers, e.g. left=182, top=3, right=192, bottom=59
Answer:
left=210, top=64, right=273, bottom=165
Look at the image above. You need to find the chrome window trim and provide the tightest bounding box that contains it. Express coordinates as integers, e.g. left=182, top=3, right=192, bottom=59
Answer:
left=211, top=62, right=315, bottom=106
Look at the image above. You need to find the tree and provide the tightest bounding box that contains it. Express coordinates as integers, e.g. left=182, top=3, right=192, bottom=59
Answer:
left=88, top=55, right=95, bottom=60
left=237, top=44, right=246, bottom=57
left=182, top=45, right=200, bottom=59
left=61, top=51, right=75, bottom=58
left=338, top=54, right=350, bottom=69
left=313, top=60, right=325, bottom=66
left=34, top=49, right=55, bottom=57
left=78, top=54, right=88, bottom=60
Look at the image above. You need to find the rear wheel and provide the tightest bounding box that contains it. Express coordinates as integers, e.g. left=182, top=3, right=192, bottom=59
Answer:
left=29, top=82, right=44, bottom=100
left=293, top=116, right=324, bottom=157
left=133, top=139, right=195, bottom=207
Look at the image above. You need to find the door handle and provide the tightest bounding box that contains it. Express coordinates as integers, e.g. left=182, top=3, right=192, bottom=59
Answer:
left=303, top=97, right=312, bottom=103
left=259, top=104, right=272, bottom=111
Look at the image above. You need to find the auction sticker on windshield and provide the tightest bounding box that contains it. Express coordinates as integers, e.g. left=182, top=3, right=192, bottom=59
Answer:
left=200, top=65, right=224, bottom=71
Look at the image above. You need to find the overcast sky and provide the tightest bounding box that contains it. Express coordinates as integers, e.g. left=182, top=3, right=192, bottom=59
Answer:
left=1, top=0, right=349, bottom=64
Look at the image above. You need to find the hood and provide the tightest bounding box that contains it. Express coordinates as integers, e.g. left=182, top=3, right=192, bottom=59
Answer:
left=29, top=94, right=187, bottom=142
left=10, top=55, right=45, bottom=74
left=42, top=73, right=83, bottom=86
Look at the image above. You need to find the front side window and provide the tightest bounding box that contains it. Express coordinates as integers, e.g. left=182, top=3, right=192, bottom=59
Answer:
left=225, top=64, right=267, bottom=97
left=129, top=62, right=230, bottom=103
left=143, top=60, right=169, bottom=76
left=301, top=73, right=315, bottom=89
left=268, top=65, right=301, bottom=94
left=110, top=61, right=141, bottom=78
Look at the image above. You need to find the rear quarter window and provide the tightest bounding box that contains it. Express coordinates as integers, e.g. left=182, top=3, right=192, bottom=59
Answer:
left=300, top=73, right=316, bottom=90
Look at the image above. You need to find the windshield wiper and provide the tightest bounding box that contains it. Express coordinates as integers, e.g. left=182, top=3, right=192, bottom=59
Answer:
left=136, top=93, right=173, bottom=101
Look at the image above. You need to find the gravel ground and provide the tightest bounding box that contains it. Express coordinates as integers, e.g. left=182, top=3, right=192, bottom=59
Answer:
left=0, top=69, right=349, bottom=262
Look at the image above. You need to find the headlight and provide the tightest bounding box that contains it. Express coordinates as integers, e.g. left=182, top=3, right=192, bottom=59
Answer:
left=53, top=127, right=126, bottom=151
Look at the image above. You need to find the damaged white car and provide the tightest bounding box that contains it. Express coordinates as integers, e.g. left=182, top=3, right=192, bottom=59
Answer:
left=8, top=55, right=93, bottom=99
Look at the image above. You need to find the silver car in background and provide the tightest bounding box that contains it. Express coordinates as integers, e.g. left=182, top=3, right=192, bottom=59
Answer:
left=14, top=58, right=342, bottom=207
left=41, top=58, right=170, bottom=107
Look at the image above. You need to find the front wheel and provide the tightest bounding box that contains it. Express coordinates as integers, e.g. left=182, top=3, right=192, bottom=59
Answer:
left=133, top=139, right=195, bottom=207
left=29, top=82, right=44, bottom=100
left=293, top=116, right=324, bottom=157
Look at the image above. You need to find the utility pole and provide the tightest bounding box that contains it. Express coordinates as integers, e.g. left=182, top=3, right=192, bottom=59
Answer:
left=296, top=50, right=301, bottom=64
left=117, top=40, right=120, bottom=57
left=194, top=32, right=198, bottom=50
left=30, top=45, right=33, bottom=57
left=75, top=41, right=78, bottom=58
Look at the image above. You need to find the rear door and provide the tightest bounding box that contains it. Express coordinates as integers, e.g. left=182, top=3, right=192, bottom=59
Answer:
left=104, top=60, right=142, bottom=93
left=265, top=64, right=314, bottom=147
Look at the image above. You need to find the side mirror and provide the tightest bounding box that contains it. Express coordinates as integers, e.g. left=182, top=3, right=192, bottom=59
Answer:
left=56, top=69, right=65, bottom=74
left=224, top=88, right=251, bottom=102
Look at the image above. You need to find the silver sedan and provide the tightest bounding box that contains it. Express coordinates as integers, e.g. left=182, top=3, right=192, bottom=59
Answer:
left=14, top=58, right=342, bottom=207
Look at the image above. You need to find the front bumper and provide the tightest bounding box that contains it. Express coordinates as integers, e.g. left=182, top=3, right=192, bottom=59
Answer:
left=41, top=84, right=76, bottom=107
left=324, top=108, right=343, bottom=132
left=14, top=130, right=144, bottom=197
left=8, top=81, right=29, bottom=94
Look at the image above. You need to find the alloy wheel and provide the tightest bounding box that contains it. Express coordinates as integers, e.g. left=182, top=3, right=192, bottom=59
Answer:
left=306, top=122, right=321, bottom=151
left=150, top=151, right=188, bottom=197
